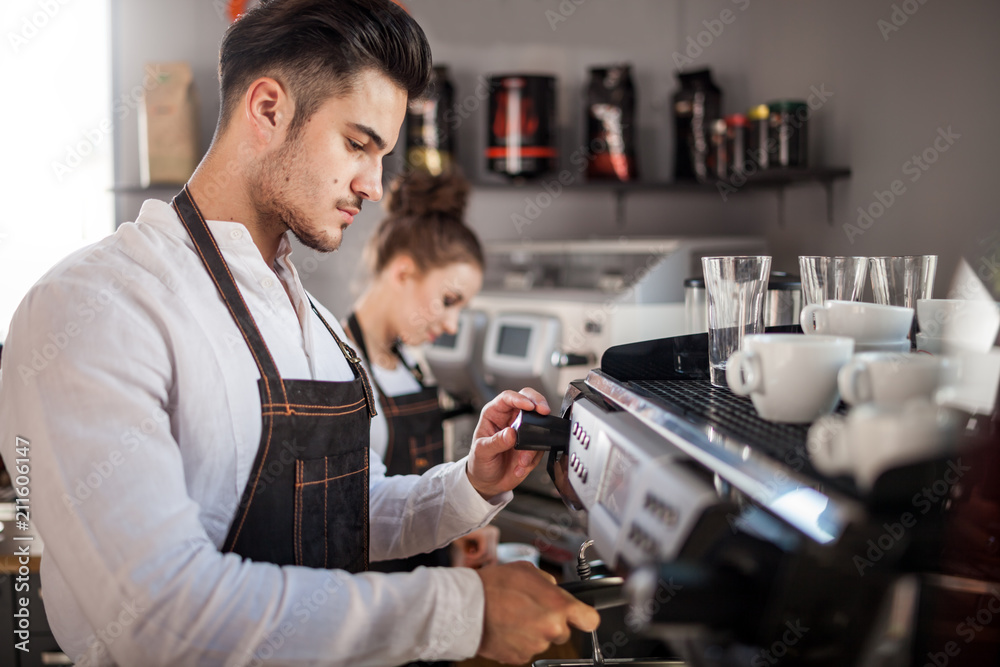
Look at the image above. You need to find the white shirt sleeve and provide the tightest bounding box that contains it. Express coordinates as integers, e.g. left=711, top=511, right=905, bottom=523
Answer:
left=0, top=266, right=490, bottom=666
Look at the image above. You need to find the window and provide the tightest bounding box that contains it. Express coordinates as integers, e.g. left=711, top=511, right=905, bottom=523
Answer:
left=1, top=0, right=114, bottom=342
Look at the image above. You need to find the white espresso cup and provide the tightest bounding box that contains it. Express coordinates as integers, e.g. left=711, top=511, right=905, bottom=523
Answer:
left=800, top=300, right=913, bottom=344
left=837, top=352, right=954, bottom=407
left=916, top=298, right=1000, bottom=353
left=808, top=399, right=955, bottom=490
left=726, top=334, right=854, bottom=423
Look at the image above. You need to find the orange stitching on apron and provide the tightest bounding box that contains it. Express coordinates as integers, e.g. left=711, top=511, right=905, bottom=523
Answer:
left=261, top=404, right=366, bottom=417
left=293, top=460, right=302, bottom=566
left=261, top=398, right=365, bottom=410
left=228, top=412, right=276, bottom=549
left=364, top=447, right=369, bottom=570
left=382, top=400, right=440, bottom=417
left=323, top=456, right=329, bottom=569
left=294, top=467, right=366, bottom=486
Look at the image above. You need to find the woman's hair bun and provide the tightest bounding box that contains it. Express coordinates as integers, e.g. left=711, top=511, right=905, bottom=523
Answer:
left=386, top=169, right=469, bottom=220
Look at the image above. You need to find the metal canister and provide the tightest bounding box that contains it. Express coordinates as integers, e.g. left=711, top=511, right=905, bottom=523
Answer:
left=746, top=104, right=770, bottom=170
left=762, top=272, right=803, bottom=327
left=685, top=272, right=801, bottom=332
left=768, top=99, right=809, bottom=168
left=486, top=74, right=557, bottom=179
left=405, top=66, right=455, bottom=176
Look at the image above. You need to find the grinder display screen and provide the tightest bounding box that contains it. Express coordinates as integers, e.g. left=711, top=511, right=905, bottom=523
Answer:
left=497, top=325, right=531, bottom=357
left=597, top=442, right=638, bottom=525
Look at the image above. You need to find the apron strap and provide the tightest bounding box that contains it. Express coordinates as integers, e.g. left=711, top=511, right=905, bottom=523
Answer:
left=171, top=185, right=289, bottom=409
left=314, top=305, right=378, bottom=419
left=346, top=312, right=428, bottom=391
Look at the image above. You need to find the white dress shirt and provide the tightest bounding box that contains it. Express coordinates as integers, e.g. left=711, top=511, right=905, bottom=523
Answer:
left=0, top=199, right=509, bottom=666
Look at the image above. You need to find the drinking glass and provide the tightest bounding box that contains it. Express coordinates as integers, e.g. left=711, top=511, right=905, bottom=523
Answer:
left=798, top=256, right=868, bottom=306
left=869, top=255, right=938, bottom=308
left=702, top=255, right=772, bottom=387
left=870, top=255, right=937, bottom=344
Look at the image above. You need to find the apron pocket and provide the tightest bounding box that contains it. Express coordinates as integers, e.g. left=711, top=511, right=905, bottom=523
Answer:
left=294, top=454, right=367, bottom=569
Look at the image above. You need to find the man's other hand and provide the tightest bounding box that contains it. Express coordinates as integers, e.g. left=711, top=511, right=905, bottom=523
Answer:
left=466, top=388, right=549, bottom=499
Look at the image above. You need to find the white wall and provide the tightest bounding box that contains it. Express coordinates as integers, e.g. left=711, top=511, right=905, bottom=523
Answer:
left=112, top=0, right=1000, bottom=317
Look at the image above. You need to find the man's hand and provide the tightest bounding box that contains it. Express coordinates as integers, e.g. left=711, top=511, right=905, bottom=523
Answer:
left=451, top=526, right=500, bottom=569
left=476, top=562, right=600, bottom=665
left=466, top=389, right=549, bottom=499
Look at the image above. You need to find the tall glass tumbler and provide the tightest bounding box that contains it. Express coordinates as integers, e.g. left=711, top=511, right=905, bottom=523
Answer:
left=702, top=256, right=772, bottom=387
left=869, top=255, right=937, bottom=344
left=798, top=256, right=868, bottom=305
left=869, top=255, right=938, bottom=308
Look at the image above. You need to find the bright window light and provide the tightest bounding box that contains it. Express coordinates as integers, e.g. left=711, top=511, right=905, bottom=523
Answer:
left=1, top=0, right=114, bottom=342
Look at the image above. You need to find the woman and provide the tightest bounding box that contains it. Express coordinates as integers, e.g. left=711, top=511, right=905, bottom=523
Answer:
left=345, top=169, right=498, bottom=578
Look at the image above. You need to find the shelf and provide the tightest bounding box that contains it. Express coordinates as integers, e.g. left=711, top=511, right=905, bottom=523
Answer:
left=473, top=167, right=851, bottom=227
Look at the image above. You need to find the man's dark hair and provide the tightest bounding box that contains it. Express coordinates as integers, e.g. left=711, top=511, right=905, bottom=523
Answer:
left=216, top=0, right=432, bottom=138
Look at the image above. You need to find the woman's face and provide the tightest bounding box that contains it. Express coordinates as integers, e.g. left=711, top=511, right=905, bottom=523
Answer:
left=396, top=261, right=483, bottom=346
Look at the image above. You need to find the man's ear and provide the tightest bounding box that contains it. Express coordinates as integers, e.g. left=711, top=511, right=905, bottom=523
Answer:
left=244, top=77, right=292, bottom=145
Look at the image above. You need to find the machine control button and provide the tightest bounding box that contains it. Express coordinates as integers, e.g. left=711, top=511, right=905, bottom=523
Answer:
left=581, top=469, right=588, bottom=484
left=573, top=422, right=581, bottom=437
left=570, top=453, right=578, bottom=468
left=644, top=493, right=679, bottom=526
left=583, top=435, right=591, bottom=449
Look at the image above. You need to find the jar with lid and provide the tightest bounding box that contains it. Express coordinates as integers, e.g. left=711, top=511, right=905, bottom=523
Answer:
left=746, top=104, right=770, bottom=170
left=768, top=99, right=809, bottom=168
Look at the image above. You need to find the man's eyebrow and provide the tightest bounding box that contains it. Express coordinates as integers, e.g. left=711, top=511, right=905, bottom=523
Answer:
left=348, top=122, right=387, bottom=151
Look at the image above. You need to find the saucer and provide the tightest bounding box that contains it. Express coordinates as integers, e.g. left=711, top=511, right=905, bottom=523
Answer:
left=854, top=339, right=911, bottom=353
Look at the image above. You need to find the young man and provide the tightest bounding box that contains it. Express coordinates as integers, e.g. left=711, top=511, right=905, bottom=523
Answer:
left=0, top=1, right=598, bottom=665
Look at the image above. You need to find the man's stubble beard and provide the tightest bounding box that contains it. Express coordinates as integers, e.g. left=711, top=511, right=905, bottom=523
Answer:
left=246, top=134, right=361, bottom=254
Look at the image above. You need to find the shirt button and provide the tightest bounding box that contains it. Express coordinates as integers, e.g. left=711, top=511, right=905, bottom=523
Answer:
left=230, top=229, right=242, bottom=240
left=262, top=277, right=274, bottom=289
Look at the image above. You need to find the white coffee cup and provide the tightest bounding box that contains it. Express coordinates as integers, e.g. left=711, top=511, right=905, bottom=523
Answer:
left=726, top=334, right=854, bottom=423
left=808, top=399, right=955, bottom=490
left=916, top=299, right=1000, bottom=353
left=800, top=300, right=913, bottom=344
left=838, top=352, right=955, bottom=407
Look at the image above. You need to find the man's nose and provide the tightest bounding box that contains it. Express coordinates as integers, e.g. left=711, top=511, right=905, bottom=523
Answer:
left=353, top=161, right=384, bottom=202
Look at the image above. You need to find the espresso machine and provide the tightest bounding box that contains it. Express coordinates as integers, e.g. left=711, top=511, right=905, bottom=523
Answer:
left=522, top=331, right=1000, bottom=667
